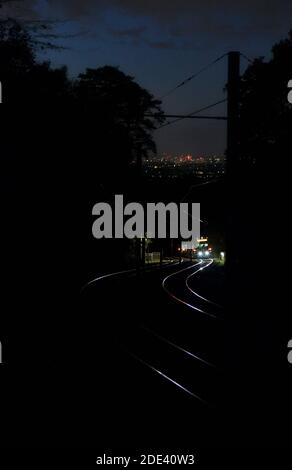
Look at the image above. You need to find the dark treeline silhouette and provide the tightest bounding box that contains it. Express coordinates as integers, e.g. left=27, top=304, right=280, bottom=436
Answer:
left=240, top=31, right=292, bottom=171
left=232, top=29, right=292, bottom=293
left=0, top=18, right=164, bottom=163
left=229, top=29, right=292, bottom=271
left=226, top=29, right=292, bottom=426
left=1, top=18, right=165, bottom=364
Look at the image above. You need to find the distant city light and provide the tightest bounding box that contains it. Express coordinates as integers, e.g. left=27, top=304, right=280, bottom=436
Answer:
left=143, top=154, right=226, bottom=181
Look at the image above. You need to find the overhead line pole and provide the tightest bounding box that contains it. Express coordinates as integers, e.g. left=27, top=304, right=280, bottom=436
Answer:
left=227, top=51, right=240, bottom=178
left=226, top=51, right=240, bottom=288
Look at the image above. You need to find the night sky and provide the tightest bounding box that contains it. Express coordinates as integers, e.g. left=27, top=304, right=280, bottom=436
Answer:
left=4, top=0, right=292, bottom=155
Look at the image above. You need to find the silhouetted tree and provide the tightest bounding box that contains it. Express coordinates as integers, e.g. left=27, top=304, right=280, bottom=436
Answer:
left=239, top=29, right=292, bottom=177
left=73, top=66, right=165, bottom=191
left=228, top=30, right=292, bottom=318
left=0, top=19, right=164, bottom=183
left=0, top=18, right=71, bottom=102
left=1, top=16, right=166, bottom=300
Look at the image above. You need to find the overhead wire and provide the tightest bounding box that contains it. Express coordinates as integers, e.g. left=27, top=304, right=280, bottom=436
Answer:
left=159, top=53, right=227, bottom=100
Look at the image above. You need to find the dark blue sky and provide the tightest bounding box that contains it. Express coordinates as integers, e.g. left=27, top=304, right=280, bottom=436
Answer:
left=5, top=0, right=292, bottom=155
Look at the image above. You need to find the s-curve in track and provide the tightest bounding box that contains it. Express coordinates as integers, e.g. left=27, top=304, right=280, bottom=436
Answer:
left=81, top=258, right=225, bottom=408
left=162, top=259, right=222, bottom=318
left=126, top=259, right=225, bottom=407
